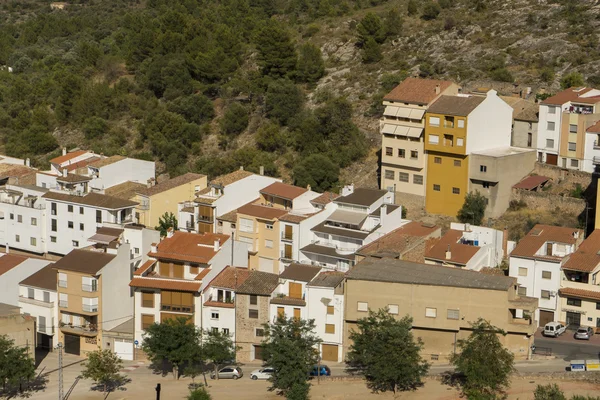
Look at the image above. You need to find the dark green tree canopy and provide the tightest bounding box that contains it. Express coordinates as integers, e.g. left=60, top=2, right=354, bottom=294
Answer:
left=221, top=102, right=249, bottom=136
left=457, top=191, right=487, bottom=226
left=357, top=13, right=385, bottom=45
left=81, top=348, right=125, bottom=393
left=255, top=21, right=298, bottom=78
left=265, top=79, right=304, bottom=126
left=0, top=335, right=35, bottom=391
left=293, top=154, right=340, bottom=192
left=296, top=43, right=326, bottom=84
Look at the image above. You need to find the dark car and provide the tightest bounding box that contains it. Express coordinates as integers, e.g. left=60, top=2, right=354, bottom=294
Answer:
left=309, top=365, right=331, bottom=377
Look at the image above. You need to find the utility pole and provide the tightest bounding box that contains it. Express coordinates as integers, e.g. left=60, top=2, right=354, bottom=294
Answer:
left=57, top=342, right=63, bottom=400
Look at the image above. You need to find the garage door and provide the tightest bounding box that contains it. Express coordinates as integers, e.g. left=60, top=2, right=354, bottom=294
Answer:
left=114, top=339, right=134, bottom=361
left=64, top=334, right=80, bottom=356
left=546, top=154, right=558, bottom=166
left=321, top=344, right=338, bottom=362
left=539, top=310, right=554, bottom=327
left=254, top=345, right=264, bottom=361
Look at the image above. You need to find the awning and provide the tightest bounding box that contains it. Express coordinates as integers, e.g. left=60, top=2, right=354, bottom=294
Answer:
left=407, top=127, right=424, bottom=138
left=396, top=107, right=412, bottom=118
left=409, top=109, right=425, bottom=120
left=383, top=106, right=399, bottom=117
left=394, top=125, right=410, bottom=136
left=381, top=124, right=396, bottom=134
left=327, top=209, right=367, bottom=226
left=88, top=233, right=119, bottom=244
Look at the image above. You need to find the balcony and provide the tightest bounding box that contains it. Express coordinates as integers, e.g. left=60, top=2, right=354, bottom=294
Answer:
left=280, top=251, right=294, bottom=262
left=82, top=303, right=98, bottom=313
left=38, top=325, right=54, bottom=335
left=0, top=199, right=45, bottom=209
left=60, top=323, right=98, bottom=337
left=311, top=240, right=357, bottom=255
left=59, top=300, right=68, bottom=308
left=138, top=202, right=150, bottom=210
left=82, top=284, right=97, bottom=293
left=186, top=221, right=195, bottom=229
left=281, top=232, right=293, bottom=242
left=19, top=296, right=53, bottom=308
left=160, top=303, right=194, bottom=313
left=198, top=215, right=214, bottom=223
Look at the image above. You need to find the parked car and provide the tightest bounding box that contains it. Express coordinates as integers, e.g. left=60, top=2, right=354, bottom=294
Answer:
left=574, top=326, right=594, bottom=340
left=309, top=365, right=331, bottom=377
left=250, top=367, right=274, bottom=380
left=543, top=322, right=567, bottom=337
left=210, top=366, right=243, bottom=380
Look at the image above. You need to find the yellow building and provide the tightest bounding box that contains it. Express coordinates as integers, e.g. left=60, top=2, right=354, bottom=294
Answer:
left=135, top=173, right=207, bottom=229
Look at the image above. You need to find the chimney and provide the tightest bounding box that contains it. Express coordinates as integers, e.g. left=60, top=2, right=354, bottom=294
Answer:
left=6, top=244, right=9, bottom=254
left=306, top=184, right=311, bottom=192
left=62, top=168, right=68, bottom=177
left=259, top=166, right=264, bottom=176
left=341, top=183, right=355, bottom=197
left=166, top=227, right=174, bottom=238
left=62, top=147, right=67, bottom=156
left=25, top=158, right=30, bottom=168
left=435, top=84, right=441, bottom=95
left=239, top=166, right=244, bottom=171
left=213, top=239, right=220, bottom=252
left=151, top=243, right=157, bottom=253
left=445, top=245, right=452, bottom=260
left=502, top=228, right=508, bottom=257
left=380, top=204, right=387, bottom=220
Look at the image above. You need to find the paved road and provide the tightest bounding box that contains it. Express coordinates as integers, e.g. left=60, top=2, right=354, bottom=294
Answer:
left=535, top=336, right=600, bottom=361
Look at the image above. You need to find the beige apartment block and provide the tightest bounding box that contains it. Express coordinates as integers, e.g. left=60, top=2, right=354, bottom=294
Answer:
left=345, top=258, right=537, bottom=363
left=380, top=78, right=459, bottom=201
left=135, top=173, right=207, bottom=229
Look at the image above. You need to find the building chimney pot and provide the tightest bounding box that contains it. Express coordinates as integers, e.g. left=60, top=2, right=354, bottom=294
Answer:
left=62, top=168, right=68, bottom=177
left=259, top=166, right=264, bottom=176
left=380, top=204, right=387, bottom=220
left=502, top=228, right=508, bottom=257
left=151, top=243, right=157, bottom=253
left=240, top=166, right=244, bottom=171
left=62, top=147, right=67, bottom=156
left=435, top=84, right=441, bottom=94
left=6, top=244, right=9, bottom=254
left=445, top=245, right=451, bottom=260
left=25, top=158, right=30, bottom=168
left=214, top=239, right=220, bottom=252
left=307, top=184, right=311, bottom=191
left=166, top=227, right=174, bottom=238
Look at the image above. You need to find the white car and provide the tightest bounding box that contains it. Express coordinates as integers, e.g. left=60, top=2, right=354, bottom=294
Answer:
left=543, top=322, right=567, bottom=337
left=250, top=367, right=274, bottom=380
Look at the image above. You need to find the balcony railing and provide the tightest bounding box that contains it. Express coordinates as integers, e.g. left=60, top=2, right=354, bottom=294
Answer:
left=38, top=325, right=54, bottom=334
left=138, top=202, right=150, bottom=210
left=19, top=296, right=54, bottom=308
left=280, top=251, right=294, bottom=262
left=198, top=215, right=214, bottom=223
left=281, top=232, right=293, bottom=241
left=60, top=323, right=98, bottom=337
left=82, top=284, right=97, bottom=292
left=58, top=280, right=67, bottom=288
left=311, top=240, right=357, bottom=254
left=161, top=303, right=194, bottom=313
left=594, top=156, right=600, bottom=165
left=186, top=221, right=194, bottom=229
left=0, top=199, right=45, bottom=209
left=594, top=141, right=600, bottom=150
left=82, top=303, right=99, bottom=313
left=59, top=300, right=68, bottom=308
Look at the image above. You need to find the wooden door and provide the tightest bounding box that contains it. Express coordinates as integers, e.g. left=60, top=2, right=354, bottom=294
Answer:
left=293, top=308, right=301, bottom=319
left=254, top=345, right=264, bottom=360
left=289, top=282, right=302, bottom=299
left=277, top=307, right=284, bottom=317
left=284, top=244, right=292, bottom=259
left=321, top=344, right=338, bottom=362
left=284, top=225, right=293, bottom=240
left=546, top=153, right=558, bottom=165
left=539, top=310, right=554, bottom=327
left=546, top=242, right=553, bottom=256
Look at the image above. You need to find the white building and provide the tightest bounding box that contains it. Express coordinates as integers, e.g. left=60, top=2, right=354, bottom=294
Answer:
left=86, top=156, right=155, bottom=192
left=424, top=222, right=506, bottom=271
left=299, top=185, right=406, bottom=271
left=269, top=263, right=322, bottom=322
left=306, top=271, right=345, bottom=363
left=18, top=263, right=58, bottom=350
left=0, top=254, right=51, bottom=306
left=509, top=224, right=583, bottom=326
left=49, top=148, right=98, bottom=176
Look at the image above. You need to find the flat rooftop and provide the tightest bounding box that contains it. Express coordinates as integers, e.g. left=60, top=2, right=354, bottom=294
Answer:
left=471, top=146, right=535, bottom=158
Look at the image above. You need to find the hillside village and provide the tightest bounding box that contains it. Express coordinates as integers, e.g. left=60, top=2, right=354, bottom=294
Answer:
left=4, top=78, right=600, bottom=397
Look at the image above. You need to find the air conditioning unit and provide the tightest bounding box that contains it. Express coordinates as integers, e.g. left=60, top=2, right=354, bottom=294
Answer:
left=549, top=291, right=557, bottom=297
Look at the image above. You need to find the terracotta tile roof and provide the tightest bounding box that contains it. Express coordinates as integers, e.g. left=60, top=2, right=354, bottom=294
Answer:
left=510, top=224, right=582, bottom=260
left=137, top=173, right=206, bottom=197
left=104, top=181, right=147, bottom=200
left=308, top=271, right=345, bottom=288
left=479, top=267, right=507, bottom=277
left=204, top=300, right=234, bottom=308
left=311, top=192, right=339, bottom=205
left=211, top=170, right=254, bottom=187
left=129, top=277, right=201, bottom=292
left=562, top=230, right=600, bottom=273
left=42, top=191, right=138, bottom=209
left=0, top=165, right=37, bottom=184
left=195, top=268, right=212, bottom=281
left=424, top=230, right=480, bottom=265
left=237, top=202, right=288, bottom=220
left=217, top=210, right=237, bottom=223
left=236, top=270, right=279, bottom=295
left=260, top=182, right=307, bottom=200
left=206, top=266, right=251, bottom=290
left=513, top=175, right=551, bottom=190
left=0, top=254, right=28, bottom=276
left=149, top=231, right=229, bottom=264
left=19, top=262, right=56, bottom=290
left=53, top=249, right=116, bottom=275
left=279, top=263, right=321, bottom=282
left=134, top=259, right=156, bottom=276
left=279, top=213, right=314, bottom=223
left=541, top=87, right=600, bottom=106
left=64, top=156, right=101, bottom=172
left=559, top=287, right=600, bottom=301
left=181, top=206, right=194, bottom=213
left=88, top=155, right=126, bottom=168
left=56, top=173, right=92, bottom=183
left=587, top=121, right=600, bottom=133
left=427, top=95, right=486, bottom=116
left=383, top=77, right=454, bottom=105
left=270, top=296, right=306, bottom=306
left=50, top=150, right=89, bottom=165
left=500, top=96, right=539, bottom=122
left=357, top=221, right=441, bottom=258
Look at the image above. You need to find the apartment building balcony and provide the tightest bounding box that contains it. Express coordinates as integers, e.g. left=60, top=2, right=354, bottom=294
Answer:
left=19, top=296, right=54, bottom=308
left=0, top=199, right=45, bottom=209
left=312, top=240, right=357, bottom=255
left=160, top=303, right=194, bottom=313
left=185, top=220, right=195, bottom=230
left=60, top=323, right=98, bottom=337
left=280, top=251, right=294, bottom=262
left=593, top=156, right=600, bottom=165
left=198, top=215, right=214, bottom=223
left=82, top=284, right=98, bottom=293
left=281, top=232, right=293, bottom=242
left=38, top=325, right=55, bottom=335
left=82, top=303, right=99, bottom=313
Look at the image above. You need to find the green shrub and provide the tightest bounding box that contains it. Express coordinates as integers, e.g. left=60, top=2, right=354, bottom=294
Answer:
left=221, top=103, right=249, bottom=136
left=83, top=117, right=109, bottom=140
left=421, top=2, right=440, bottom=20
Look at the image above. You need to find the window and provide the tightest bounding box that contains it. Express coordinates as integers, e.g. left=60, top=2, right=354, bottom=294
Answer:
left=51, top=219, right=57, bottom=232
left=250, top=295, right=258, bottom=305
left=72, top=240, right=79, bottom=247
left=518, top=267, right=527, bottom=277
left=50, top=236, right=57, bottom=243
left=357, top=302, right=368, bottom=312
left=223, top=328, right=230, bottom=335
left=571, top=159, right=579, bottom=168
left=265, top=224, right=273, bottom=230
left=434, top=157, right=442, bottom=164
left=425, top=308, right=437, bottom=318
left=31, top=217, right=37, bottom=226
left=68, top=221, right=73, bottom=229
left=567, top=298, right=582, bottom=307
left=542, top=271, right=552, bottom=279
left=265, top=239, right=273, bottom=249
left=211, top=312, right=219, bottom=320
left=429, top=116, right=440, bottom=126
left=51, top=202, right=57, bottom=216
left=569, top=124, right=578, bottom=133
left=30, top=237, right=36, bottom=246
left=410, top=151, right=418, bottom=159
left=27, top=288, right=34, bottom=299
left=59, top=272, right=67, bottom=288
left=255, top=328, right=264, bottom=337
left=457, top=119, right=465, bottom=128
left=79, top=223, right=84, bottom=231
left=444, top=134, right=453, bottom=147
left=388, top=304, right=399, bottom=314
left=135, top=248, right=140, bottom=255
left=211, top=327, right=219, bottom=334
left=596, top=302, right=600, bottom=311
left=452, top=187, right=460, bottom=195
left=399, top=172, right=409, bottom=182
left=68, top=205, right=73, bottom=213
left=517, top=286, right=527, bottom=296
left=17, top=215, right=22, bottom=223
left=548, top=106, right=556, bottom=114
left=480, top=165, right=487, bottom=172
left=482, top=182, right=490, bottom=189
left=385, top=147, right=393, bottom=156
left=327, top=306, right=334, bottom=315
left=447, top=309, right=459, bottom=320
left=413, top=175, right=423, bottom=185
left=59, top=293, right=68, bottom=308
left=541, top=290, right=551, bottom=299
left=141, top=314, right=154, bottom=330
left=429, top=134, right=439, bottom=145
left=240, top=218, right=254, bottom=233
left=15, top=234, right=20, bottom=242
left=9, top=213, right=13, bottom=220
left=454, top=160, right=461, bottom=167
left=568, top=142, right=576, bottom=151
left=456, top=138, right=464, bottom=147
left=547, top=121, right=555, bottom=131
left=142, top=292, right=154, bottom=308
left=325, top=324, right=335, bottom=334
left=433, top=184, right=441, bottom=192
left=96, top=210, right=102, bottom=223
left=384, top=170, right=394, bottom=180
left=398, top=149, right=405, bottom=158
left=43, top=291, right=50, bottom=303
left=249, top=309, right=259, bottom=318
left=79, top=207, right=84, bottom=215
left=546, top=139, right=554, bottom=148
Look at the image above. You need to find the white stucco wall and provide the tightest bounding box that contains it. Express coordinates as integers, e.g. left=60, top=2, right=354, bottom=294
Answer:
left=100, top=244, right=133, bottom=331
left=18, top=286, right=57, bottom=336
left=306, top=284, right=344, bottom=362
left=0, top=258, right=51, bottom=306
left=213, top=175, right=281, bottom=223
left=466, top=91, right=513, bottom=154
left=90, top=158, right=155, bottom=191
left=536, top=104, right=562, bottom=161
left=199, top=238, right=248, bottom=292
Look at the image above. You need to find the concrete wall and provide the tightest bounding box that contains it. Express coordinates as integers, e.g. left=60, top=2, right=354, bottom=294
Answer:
left=537, top=104, right=561, bottom=162
left=235, top=293, right=270, bottom=362
left=510, top=189, right=586, bottom=217
left=0, top=314, right=36, bottom=356
left=512, top=120, right=537, bottom=150
left=200, top=238, right=248, bottom=292
left=214, top=175, right=281, bottom=222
